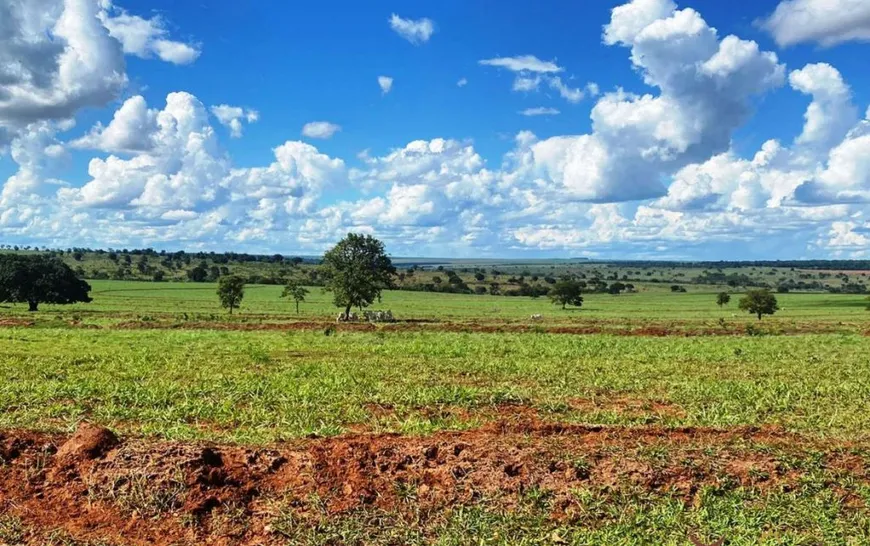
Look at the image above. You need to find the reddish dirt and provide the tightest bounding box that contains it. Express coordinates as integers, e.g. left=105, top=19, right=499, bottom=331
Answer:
left=98, top=319, right=853, bottom=336
left=1, top=422, right=867, bottom=545
left=0, top=318, right=34, bottom=328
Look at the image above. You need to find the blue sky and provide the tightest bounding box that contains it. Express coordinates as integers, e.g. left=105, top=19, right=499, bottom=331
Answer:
left=2, top=0, right=870, bottom=259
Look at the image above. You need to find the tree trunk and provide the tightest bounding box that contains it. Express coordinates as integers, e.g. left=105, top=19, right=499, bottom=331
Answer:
left=229, top=305, right=234, bottom=315
left=344, top=304, right=352, bottom=318
left=757, top=312, right=762, bottom=320
left=296, top=300, right=300, bottom=314
left=28, top=300, right=38, bottom=312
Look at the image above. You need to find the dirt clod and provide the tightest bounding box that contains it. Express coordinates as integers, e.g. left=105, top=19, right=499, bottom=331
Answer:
left=54, top=423, right=118, bottom=463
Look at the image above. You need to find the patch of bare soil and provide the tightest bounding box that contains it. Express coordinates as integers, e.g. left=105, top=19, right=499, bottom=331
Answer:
left=0, top=318, right=34, bottom=328
left=1, top=421, right=867, bottom=545
left=101, top=319, right=852, bottom=336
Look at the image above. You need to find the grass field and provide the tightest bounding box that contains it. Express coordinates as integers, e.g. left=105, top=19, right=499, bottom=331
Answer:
left=2, top=281, right=870, bottom=544
left=2, top=279, right=869, bottom=324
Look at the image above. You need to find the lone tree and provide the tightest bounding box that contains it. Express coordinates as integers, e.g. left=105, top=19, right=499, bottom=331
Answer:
left=0, top=255, right=92, bottom=311
left=217, top=275, right=245, bottom=314
left=281, top=280, right=309, bottom=314
left=549, top=279, right=584, bottom=310
left=738, top=289, right=778, bottom=320
left=716, top=292, right=731, bottom=307
left=321, top=233, right=396, bottom=317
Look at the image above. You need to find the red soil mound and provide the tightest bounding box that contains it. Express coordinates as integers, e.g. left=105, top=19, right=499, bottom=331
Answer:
left=0, top=423, right=866, bottom=545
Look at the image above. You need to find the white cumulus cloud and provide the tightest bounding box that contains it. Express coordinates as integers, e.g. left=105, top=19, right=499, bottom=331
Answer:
left=389, top=14, right=435, bottom=44
left=210, top=105, right=259, bottom=138
left=302, top=121, right=342, bottom=139
left=761, top=0, right=870, bottom=47
left=378, top=76, right=394, bottom=94
left=98, top=1, right=201, bottom=64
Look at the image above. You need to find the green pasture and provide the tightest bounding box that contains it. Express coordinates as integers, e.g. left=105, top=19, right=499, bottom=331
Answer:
left=1, top=328, right=868, bottom=443
left=1, top=280, right=868, bottom=325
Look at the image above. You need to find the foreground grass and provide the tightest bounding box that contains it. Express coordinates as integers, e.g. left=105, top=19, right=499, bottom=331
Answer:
left=1, top=328, right=869, bottom=443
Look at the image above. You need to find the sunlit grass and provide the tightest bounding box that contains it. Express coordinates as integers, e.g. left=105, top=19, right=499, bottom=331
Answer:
left=1, top=328, right=868, bottom=443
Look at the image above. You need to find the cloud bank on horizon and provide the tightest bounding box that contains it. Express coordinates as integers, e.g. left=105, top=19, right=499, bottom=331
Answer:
left=1, top=0, right=870, bottom=259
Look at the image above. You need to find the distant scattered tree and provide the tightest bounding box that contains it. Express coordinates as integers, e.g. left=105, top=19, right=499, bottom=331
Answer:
left=0, top=255, right=92, bottom=311
left=321, top=233, right=396, bottom=317
left=72, top=251, right=84, bottom=261
left=716, top=292, right=731, bottom=307
left=187, top=264, right=208, bottom=282
left=474, top=272, right=485, bottom=282
left=432, top=276, right=442, bottom=284
left=608, top=282, right=626, bottom=295
left=152, top=271, right=165, bottom=282
left=549, top=280, right=584, bottom=310
left=217, top=275, right=245, bottom=314
left=739, top=289, right=778, bottom=320
left=671, top=285, right=687, bottom=293
left=281, top=280, right=309, bottom=314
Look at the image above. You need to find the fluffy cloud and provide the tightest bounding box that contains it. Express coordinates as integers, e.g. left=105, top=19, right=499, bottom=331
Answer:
left=98, top=1, right=201, bottom=64
left=378, top=76, right=393, bottom=94
left=525, top=0, right=784, bottom=203
left=795, top=113, right=870, bottom=204
left=224, top=141, right=345, bottom=219
left=5, top=0, right=870, bottom=259
left=351, top=138, right=484, bottom=186
left=789, top=63, right=858, bottom=151
left=653, top=60, right=869, bottom=217
left=0, top=0, right=126, bottom=144
left=388, top=14, right=435, bottom=44
left=302, top=121, right=341, bottom=139
left=71, top=95, right=157, bottom=153
left=60, top=92, right=229, bottom=210
left=761, top=0, right=870, bottom=47
left=0, top=0, right=198, bottom=149
left=210, top=105, right=259, bottom=138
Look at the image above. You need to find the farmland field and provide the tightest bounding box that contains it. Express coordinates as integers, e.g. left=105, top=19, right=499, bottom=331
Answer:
left=2, top=281, right=870, bottom=544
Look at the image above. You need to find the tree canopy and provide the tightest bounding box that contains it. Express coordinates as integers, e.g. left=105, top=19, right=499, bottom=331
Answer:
left=217, top=275, right=245, bottom=314
left=716, top=292, right=731, bottom=307
left=0, top=255, right=91, bottom=311
left=738, top=289, right=778, bottom=320
left=549, top=279, right=584, bottom=310
left=281, top=280, right=309, bottom=314
left=321, top=233, right=396, bottom=316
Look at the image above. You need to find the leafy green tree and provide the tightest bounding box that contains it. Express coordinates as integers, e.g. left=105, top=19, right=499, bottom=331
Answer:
left=217, top=275, right=245, bottom=314
left=0, top=255, right=92, bottom=311
left=738, top=289, right=778, bottom=320
left=321, top=233, right=396, bottom=317
left=716, top=292, right=731, bottom=307
left=187, top=264, right=208, bottom=282
left=549, top=280, right=584, bottom=310
left=281, top=280, right=310, bottom=314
